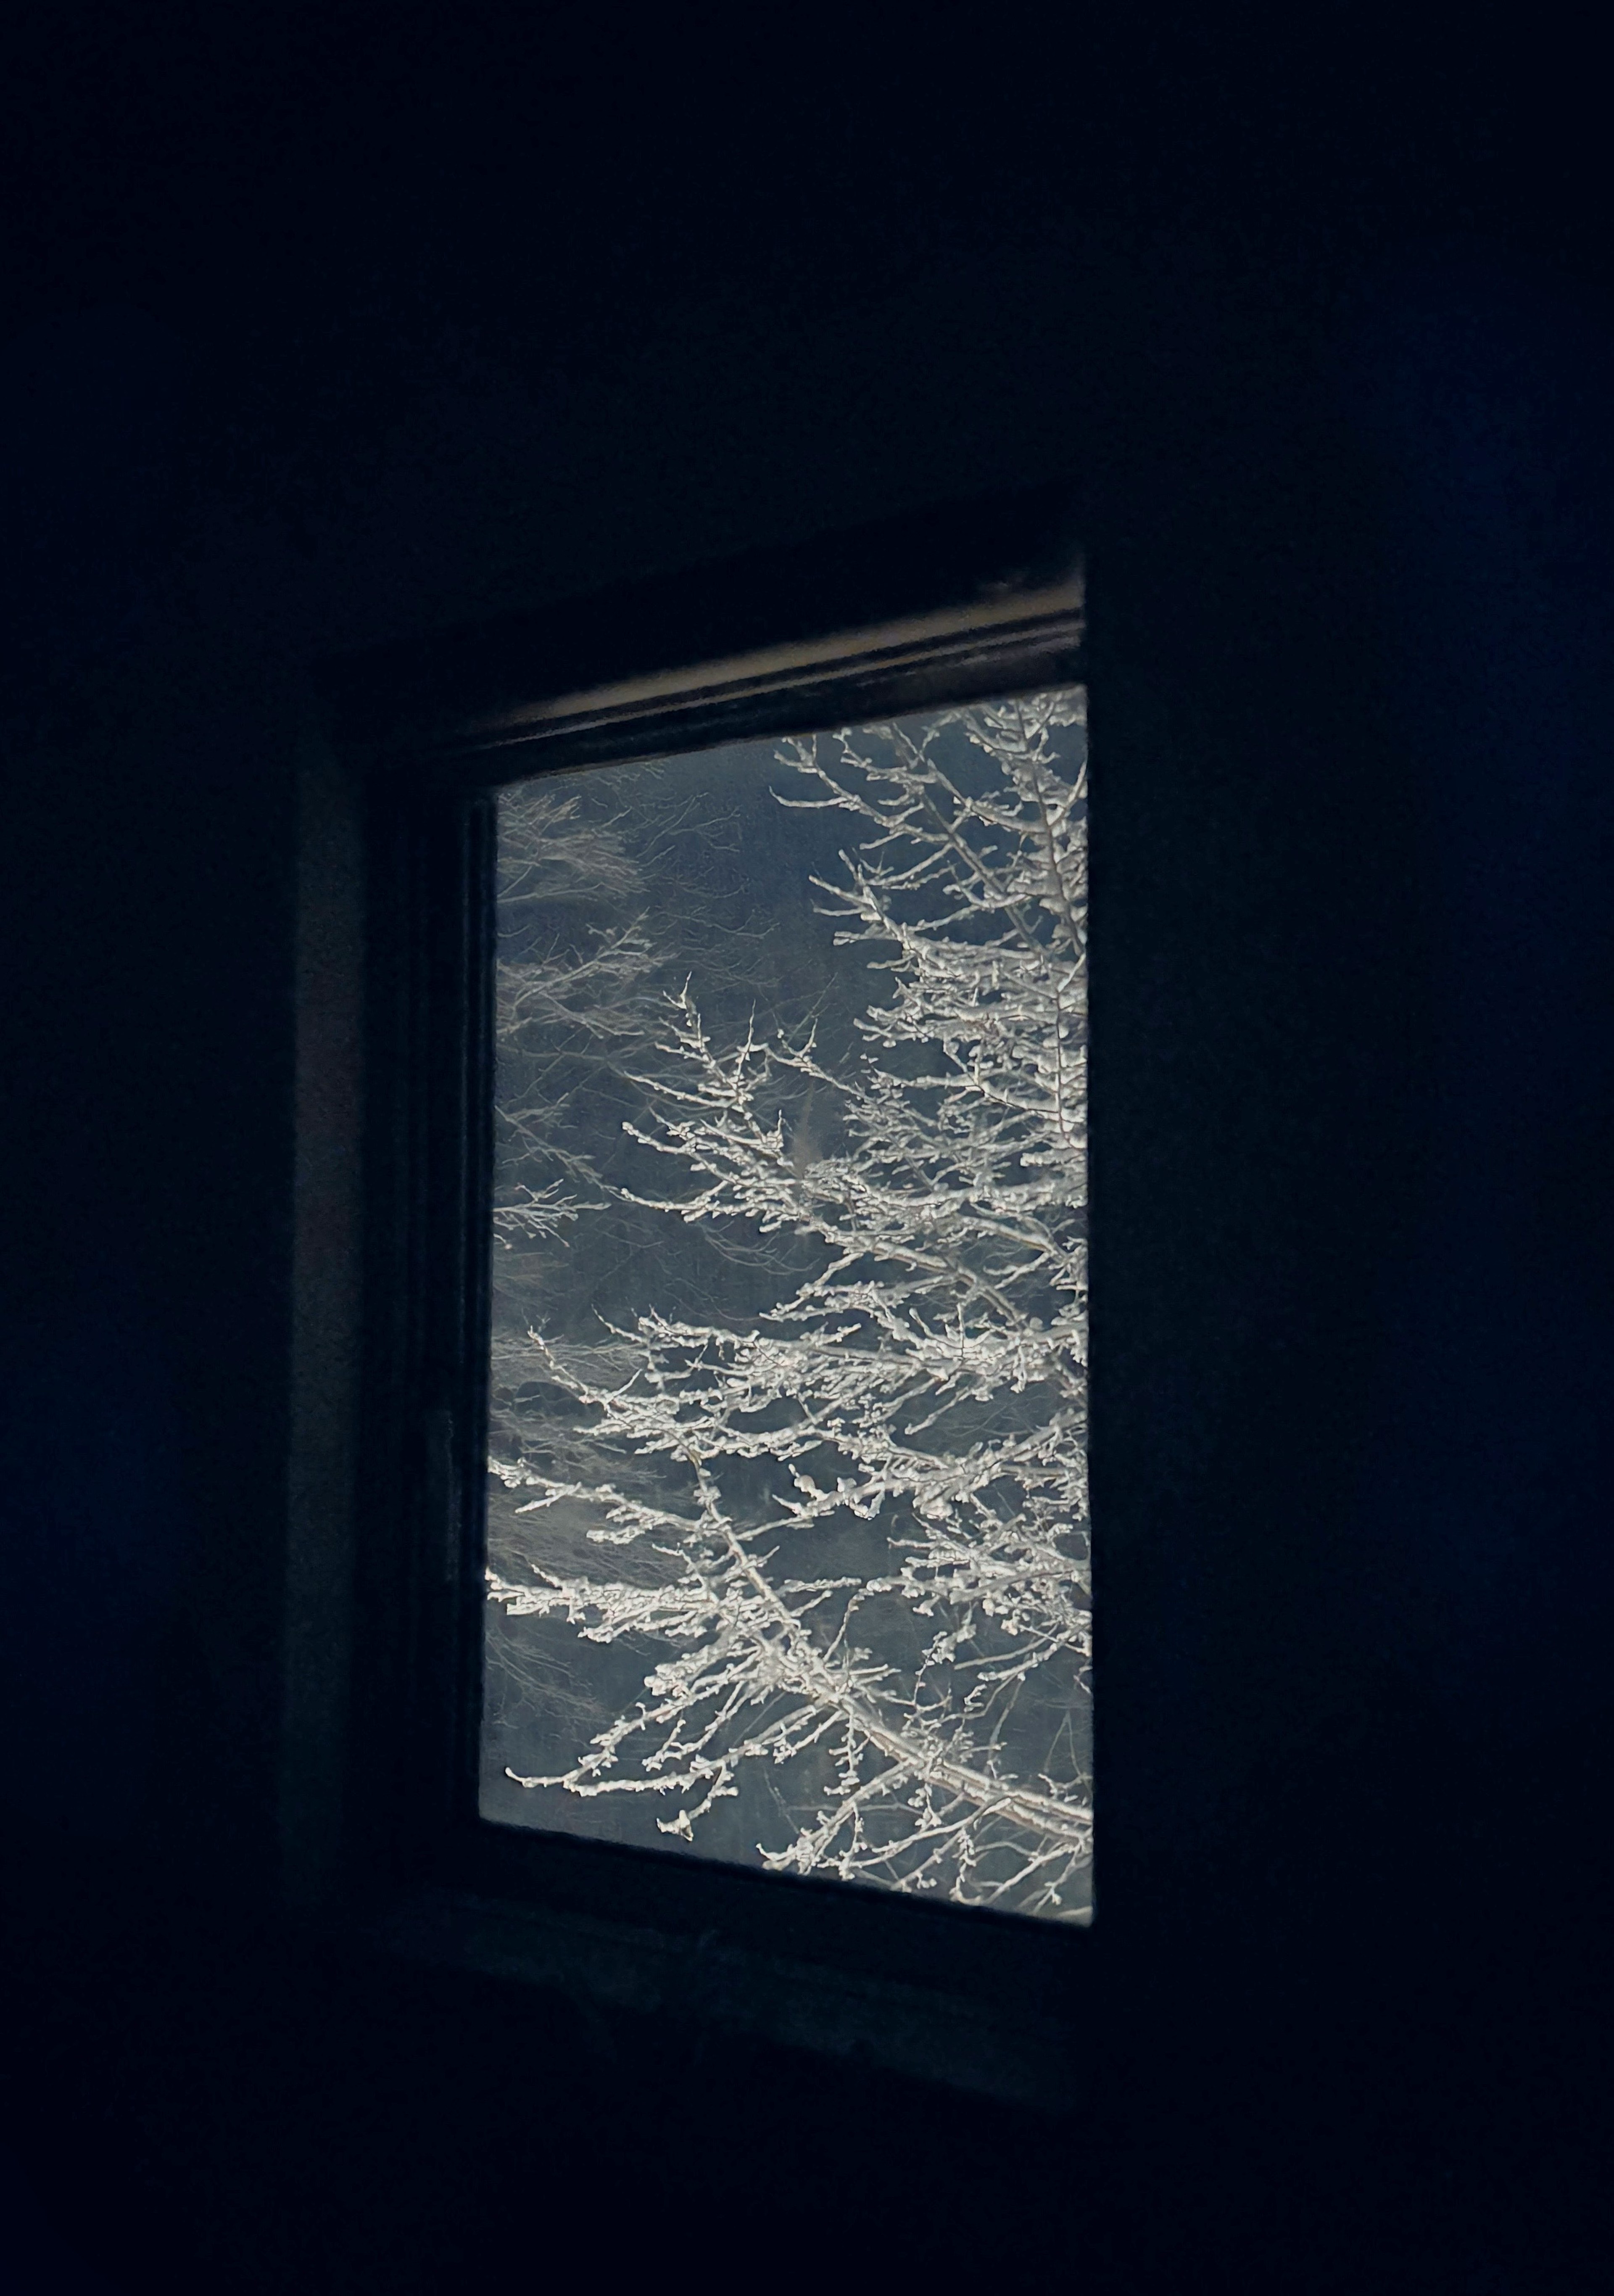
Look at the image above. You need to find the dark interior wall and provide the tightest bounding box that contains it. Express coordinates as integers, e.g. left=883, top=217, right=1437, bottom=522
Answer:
left=3, top=13, right=1611, bottom=2291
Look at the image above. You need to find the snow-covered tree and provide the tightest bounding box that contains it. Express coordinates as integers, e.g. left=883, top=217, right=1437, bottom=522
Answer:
left=492, top=783, right=658, bottom=1245
left=488, top=690, right=1091, bottom=1920
left=489, top=769, right=787, bottom=1381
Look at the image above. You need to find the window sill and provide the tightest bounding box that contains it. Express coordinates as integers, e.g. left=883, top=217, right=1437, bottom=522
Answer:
left=364, top=1882, right=1085, bottom=2111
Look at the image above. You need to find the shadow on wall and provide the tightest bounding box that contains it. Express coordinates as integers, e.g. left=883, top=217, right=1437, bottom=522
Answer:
left=0, top=2141, right=130, bottom=2293
left=0, top=1257, right=187, bottom=1841
left=0, top=305, right=190, bottom=681
left=1338, top=242, right=1614, bottom=1743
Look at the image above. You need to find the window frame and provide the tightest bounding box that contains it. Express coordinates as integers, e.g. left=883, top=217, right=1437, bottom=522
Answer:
left=299, top=486, right=1094, bottom=2106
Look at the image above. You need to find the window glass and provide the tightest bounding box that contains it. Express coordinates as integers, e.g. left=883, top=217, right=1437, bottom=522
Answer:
left=483, top=690, right=1091, bottom=1921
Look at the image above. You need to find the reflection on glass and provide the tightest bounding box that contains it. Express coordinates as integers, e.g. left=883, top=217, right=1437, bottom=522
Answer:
left=481, top=691, right=1091, bottom=1921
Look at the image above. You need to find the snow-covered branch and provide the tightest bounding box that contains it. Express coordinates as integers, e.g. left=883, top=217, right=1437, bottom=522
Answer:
left=488, top=691, right=1091, bottom=1919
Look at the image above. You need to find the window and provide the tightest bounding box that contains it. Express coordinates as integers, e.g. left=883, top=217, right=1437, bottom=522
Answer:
left=485, top=694, right=1090, bottom=1920
left=310, top=488, right=1092, bottom=2100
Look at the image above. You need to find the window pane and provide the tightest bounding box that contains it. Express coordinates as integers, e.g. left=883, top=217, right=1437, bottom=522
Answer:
left=482, top=691, right=1091, bottom=1921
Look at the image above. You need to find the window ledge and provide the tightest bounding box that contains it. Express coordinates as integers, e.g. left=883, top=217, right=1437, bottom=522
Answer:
left=365, top=1884, right=1084, bottom=2111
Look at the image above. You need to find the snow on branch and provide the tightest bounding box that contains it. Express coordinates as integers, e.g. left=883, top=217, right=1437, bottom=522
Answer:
left=490, top=691, right=1091, bottom=1919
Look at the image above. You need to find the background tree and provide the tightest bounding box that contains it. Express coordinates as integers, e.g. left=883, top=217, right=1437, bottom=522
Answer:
left=487, top=691, right=1091, bottom=1920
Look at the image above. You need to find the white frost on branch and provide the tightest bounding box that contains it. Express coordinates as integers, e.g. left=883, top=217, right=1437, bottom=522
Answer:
left=492, top=788, right=662, bottom=1246
left=490, top=690, right=1091, bottom=1919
